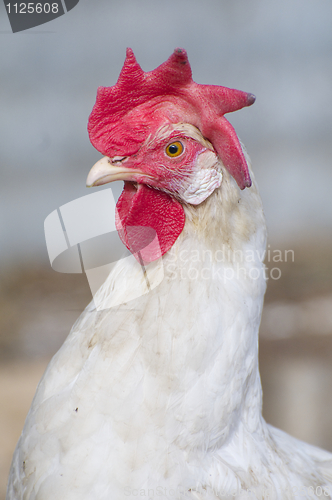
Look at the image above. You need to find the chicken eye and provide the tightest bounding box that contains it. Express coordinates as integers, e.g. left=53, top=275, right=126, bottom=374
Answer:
left=165, top=141, right=184, bottom=157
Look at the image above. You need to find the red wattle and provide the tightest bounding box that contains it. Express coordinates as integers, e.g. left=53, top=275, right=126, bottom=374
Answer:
left=115, top=183, right=185, bottom=264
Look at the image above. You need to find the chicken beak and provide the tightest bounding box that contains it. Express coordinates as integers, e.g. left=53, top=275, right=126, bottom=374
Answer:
left=86, top=156, right=141, bottom=187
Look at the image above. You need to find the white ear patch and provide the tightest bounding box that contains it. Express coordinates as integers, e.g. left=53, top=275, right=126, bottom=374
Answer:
left=181, top=149, right=222, bottom=205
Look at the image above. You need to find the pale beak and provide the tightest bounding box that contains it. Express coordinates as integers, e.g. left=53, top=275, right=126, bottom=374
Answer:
left=86, top=156, right=147, bottom=187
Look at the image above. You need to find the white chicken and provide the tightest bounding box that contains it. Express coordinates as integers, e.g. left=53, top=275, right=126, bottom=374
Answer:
left=7, top=48, right=332, bottom=500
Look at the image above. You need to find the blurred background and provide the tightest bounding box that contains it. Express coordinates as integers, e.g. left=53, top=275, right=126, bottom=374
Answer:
left=0, top=0, right=332, bottom=496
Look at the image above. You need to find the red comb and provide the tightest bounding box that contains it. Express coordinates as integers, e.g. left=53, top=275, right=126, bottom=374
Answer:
left=88, top=48, right=255, bottom=189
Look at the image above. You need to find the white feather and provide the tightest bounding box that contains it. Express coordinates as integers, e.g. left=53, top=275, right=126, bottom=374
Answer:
left=6, top=147, right=332, bottom=500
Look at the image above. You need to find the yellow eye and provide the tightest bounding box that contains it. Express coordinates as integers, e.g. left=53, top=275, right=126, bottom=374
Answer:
left=165, top=141, right=184, bottom=157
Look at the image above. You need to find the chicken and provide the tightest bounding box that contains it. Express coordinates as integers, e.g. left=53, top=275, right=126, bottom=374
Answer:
left=7, top=48, right=332, bottom=500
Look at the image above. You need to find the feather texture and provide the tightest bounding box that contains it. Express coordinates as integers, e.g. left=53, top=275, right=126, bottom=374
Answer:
left=6, top=49, right=332, bottom=499
left=7, top=152, right=332, bottom=499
